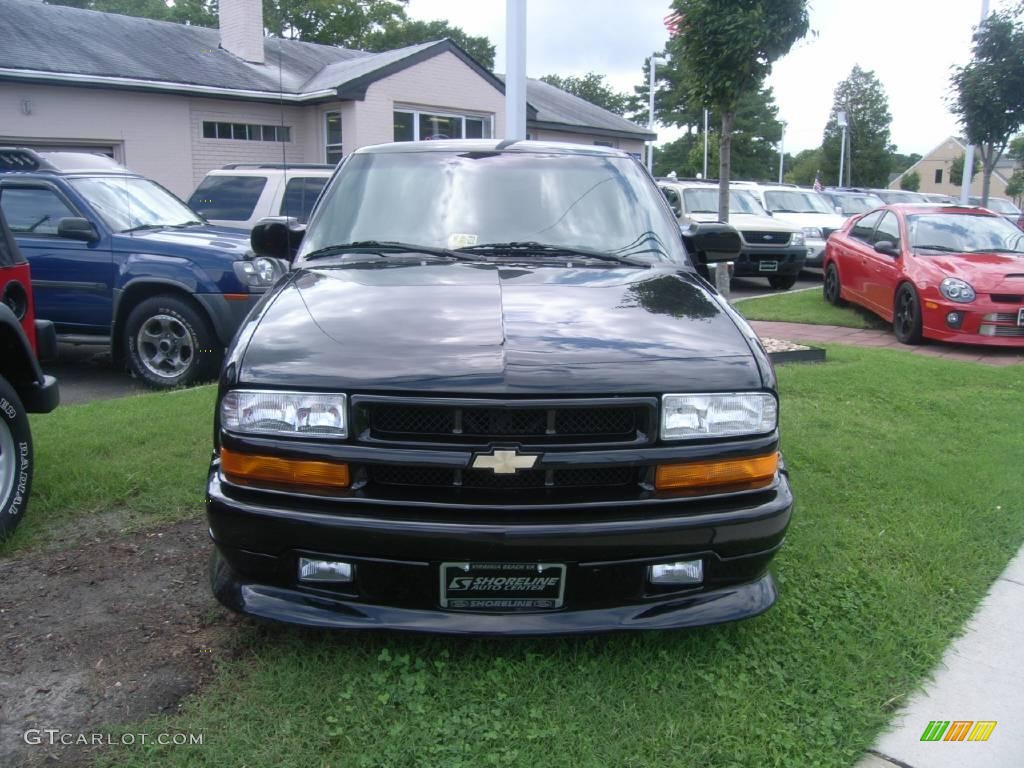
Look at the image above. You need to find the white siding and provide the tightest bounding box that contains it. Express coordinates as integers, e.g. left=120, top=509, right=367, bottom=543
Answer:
left=528, top=127, right=645, bottom=158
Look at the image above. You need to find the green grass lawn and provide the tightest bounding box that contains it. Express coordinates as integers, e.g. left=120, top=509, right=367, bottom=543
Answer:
left=738, top=288, right=888, bottom=330
left=75, top=348, right=1023, bottom=768
left=0, top=385, right=216, bottom=556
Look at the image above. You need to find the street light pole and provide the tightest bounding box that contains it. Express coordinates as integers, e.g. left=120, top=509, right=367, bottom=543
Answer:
left=960, top=0, right=991, bottom=204
left=505, top=0, right=527, bottom=141
left=778, top=120, right=786, bottom=183
left=703, top=108, right=709, bottom=179
left=837, top=110, right=848, bottom=188
left=647, top=55, right=666, bottom=173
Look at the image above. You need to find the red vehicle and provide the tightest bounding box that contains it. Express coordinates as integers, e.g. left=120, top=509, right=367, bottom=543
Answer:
left=1, top=201, right=58, bottom=539
left=823, top=204, right=1024, bottom=346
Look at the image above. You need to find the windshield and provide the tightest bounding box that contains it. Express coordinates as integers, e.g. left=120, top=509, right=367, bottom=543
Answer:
left=878, top=191, right=924, bottom=204
left=907, top=213, right=1024, bottom=253
left=835, top=194, right=883, bottom=214
left=70, top=177, right=201, bottom=232
left=299, top=150, right=686, bottom=266
left=973, top=198, right=1021, bottom=215
left=764, top=190, right=833, bottom=214
left=683, top=188, right=765, bottom=215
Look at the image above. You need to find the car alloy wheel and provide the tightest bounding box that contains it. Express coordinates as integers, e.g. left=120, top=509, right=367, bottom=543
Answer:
left=136, top=313, right=196, bottom=378
left=823, top=264, right=845, bottom=306
left=893, top=284, right=923, bottom=344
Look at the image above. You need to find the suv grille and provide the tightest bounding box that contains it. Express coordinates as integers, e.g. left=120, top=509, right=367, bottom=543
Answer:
left=742, top=231, right=790, bottom=246
left=360, top=399, right=651, bottom=445
left=369, top=465, right=637, bottom=491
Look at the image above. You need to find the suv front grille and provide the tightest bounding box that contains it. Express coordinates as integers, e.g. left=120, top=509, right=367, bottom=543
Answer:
left=368, top=465, right=637, bottom=491
left=359, top=398, right=652, bottom=445
left=741, top=230, right=790, bottom=246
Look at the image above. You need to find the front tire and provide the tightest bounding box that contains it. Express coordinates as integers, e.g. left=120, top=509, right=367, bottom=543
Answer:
left=125, top=295, right=220, bottom=389
left=823, top=263, right=846, bottom=306
left=768, top=275, right=798, bottom=290
left=893, top=284, right=924, bottom=345
left=0, top=375, right=33, bottom=541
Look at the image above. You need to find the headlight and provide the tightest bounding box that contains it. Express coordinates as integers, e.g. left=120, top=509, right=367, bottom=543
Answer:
left=233, top=257, right=284, bottom=289
left=802, top=227, right=823, bottom=240
left=939, top=278, right=976, bottom=303
left=790, top=231, right=805, bottom=246
left=661, top=393, right=778, bottom=441
left=220, top=390, right=347, bottom=438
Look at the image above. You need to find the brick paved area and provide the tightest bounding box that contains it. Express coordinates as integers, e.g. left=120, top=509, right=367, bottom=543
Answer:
left=749, top=321, right=1024, bottom=367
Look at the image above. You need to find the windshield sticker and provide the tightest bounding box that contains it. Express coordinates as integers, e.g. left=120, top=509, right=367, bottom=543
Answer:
left=447, top=233, right=478, bottom=249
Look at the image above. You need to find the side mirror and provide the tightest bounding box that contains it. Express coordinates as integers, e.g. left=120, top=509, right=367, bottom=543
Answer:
left=251, top=216, right=305, bottom=262
left=57, top=217, right=99, bottom=242
left=874, top=240, right=899, bottom=257
left=681, top=221, right=742, bottom=264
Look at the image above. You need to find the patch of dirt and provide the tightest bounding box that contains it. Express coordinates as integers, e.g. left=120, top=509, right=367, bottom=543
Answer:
left=0, top=517, right=236, bottom=767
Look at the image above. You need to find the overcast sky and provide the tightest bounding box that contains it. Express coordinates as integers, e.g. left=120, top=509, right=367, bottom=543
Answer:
left=406, top=0, right=1015, bottom=156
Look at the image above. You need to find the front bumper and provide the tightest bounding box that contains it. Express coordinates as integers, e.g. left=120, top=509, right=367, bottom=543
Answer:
left=206, top=466, right=793, bottom=635
left=803, top=239, right=827, bottom=267
left=732, top=246, right=807, bottom=278
left=921, top=296, right=1024, bottom=347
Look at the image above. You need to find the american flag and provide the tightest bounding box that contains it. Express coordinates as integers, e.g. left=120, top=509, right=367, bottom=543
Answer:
left=664, top=9, right=683, bottom=36
left=813, top=173, right=823, bottom=193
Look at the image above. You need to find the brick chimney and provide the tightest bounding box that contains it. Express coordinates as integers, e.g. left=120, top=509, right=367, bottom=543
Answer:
left=219, top=0, right=265, bottom=64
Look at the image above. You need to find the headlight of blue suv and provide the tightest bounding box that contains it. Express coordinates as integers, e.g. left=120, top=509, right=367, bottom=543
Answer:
left=790, top=231, right=805, bottom=246
left=233, top=257, right=284, bottom=289
left=939, top=278, right=976, bottom=303
left=802, top=227, right=823, bottom=240
left=661, top=393, right=778, bottom=440
left=220, top=390, right=347, bottom=438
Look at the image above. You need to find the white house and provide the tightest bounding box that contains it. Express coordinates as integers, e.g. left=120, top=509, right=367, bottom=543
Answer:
left=0, top=0, right=654, bottom=198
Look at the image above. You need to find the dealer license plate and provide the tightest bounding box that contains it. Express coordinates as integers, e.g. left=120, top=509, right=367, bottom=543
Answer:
left=758, top=260, right=779, bottom=272
left=440, top=562, right=566, bottom=611
left=1018, top=308, right=1024, bottom=327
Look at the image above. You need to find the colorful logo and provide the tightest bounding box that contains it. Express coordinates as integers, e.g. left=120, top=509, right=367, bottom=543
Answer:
left=920, top=721, right=997, bottom=742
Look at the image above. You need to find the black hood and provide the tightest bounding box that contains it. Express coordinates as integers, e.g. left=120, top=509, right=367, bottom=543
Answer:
left=236, top=263, right=763, bottom=394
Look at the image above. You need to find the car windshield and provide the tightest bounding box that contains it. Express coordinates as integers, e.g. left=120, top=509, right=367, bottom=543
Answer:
left=70, top=176, right=201, bottom=232
left=972, top=198, right=1021, bottom=215
left=878, top=191, right=924, bottom=204
left=683, top=188, right=765, bottom=215
left=764, top=190, right=833, bottom=214
left=299, top=149, right=686, bottom=266
left=907, top=213, right=1024, bottom=253
left=835, top=194, right=883, bottom=214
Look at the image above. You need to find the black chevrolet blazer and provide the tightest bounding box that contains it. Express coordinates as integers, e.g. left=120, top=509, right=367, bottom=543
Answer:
left=207, top=140, right=792, bottom=635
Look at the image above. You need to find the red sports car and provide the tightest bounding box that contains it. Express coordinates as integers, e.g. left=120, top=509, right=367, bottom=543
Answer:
left=823, top=205, right=1024, bottom=346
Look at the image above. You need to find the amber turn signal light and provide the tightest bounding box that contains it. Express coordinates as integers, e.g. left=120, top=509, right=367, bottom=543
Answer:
left=220, top=448, right=350, bottom=491
left=655, top=452, right=779, bottom=492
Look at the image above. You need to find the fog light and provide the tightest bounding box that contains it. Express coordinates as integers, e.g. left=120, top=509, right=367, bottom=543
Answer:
left=649, top=560, right=703, bottom=585
left=946, top=311, right=963, bottom=328
left=298, top=557, right=353, bottom=583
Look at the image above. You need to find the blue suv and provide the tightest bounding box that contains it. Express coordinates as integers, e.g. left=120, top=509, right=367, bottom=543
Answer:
left=0, top=149, right=284, bottom=388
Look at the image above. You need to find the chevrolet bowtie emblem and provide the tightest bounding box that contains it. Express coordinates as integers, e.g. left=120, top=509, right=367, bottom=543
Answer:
left=471, top=449, right=539, bottom=474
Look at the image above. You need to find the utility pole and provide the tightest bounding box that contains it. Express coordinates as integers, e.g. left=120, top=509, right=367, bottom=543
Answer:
left=647, top=55, right=666, bottom=173
left=505, top=0, right=527, bottom=141
left=703, top=109, right=710, bottom=179
left=837, top=110, right=848, bottom=187
left=778, top=120, right=786, bottom=183
left=960, top=0, right=991, bottom=204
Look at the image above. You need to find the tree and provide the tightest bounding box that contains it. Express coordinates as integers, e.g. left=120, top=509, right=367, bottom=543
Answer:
left=665, top=0, right=809, bottom=221
left=889, top=151, right=922, bottom=176
left=949, top=151, right=980, bottom=187
left=899, top=171, right=920, bottom=191
left=951, top=7, right=1024, bottom=205
left=364, top=18, right=495, bottom=69
left=820, top=66, right=895, bottom=187
left=785, top=148, right=823, bottom=186
left=1005, top=135, right=1024, bottom=202
left=45, top=0, right=216, bottom=26
left=539, top=73, right=628, bottom=115
left=653, top=134, right=700, bottom=177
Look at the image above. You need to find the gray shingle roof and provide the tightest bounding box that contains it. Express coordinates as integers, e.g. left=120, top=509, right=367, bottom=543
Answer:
left=0, top=0, right=653, bottom=139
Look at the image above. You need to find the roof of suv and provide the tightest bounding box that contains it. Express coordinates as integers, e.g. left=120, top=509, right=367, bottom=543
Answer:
left=0, top=147, right=132, bottom=176
left=354, top=139, right=634, bottom=158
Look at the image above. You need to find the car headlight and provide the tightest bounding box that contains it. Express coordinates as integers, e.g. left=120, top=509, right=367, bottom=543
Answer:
left=233, top=257, right=284, bottom=289
left=661, top=393, right=778, bottom=441
left=220, top=390, right=347, bottom=438
left=802, top=227, right=823, bottom=240
left=790, top=231, right=805, bottom=246
left=939, top=278, right=976, bottom=303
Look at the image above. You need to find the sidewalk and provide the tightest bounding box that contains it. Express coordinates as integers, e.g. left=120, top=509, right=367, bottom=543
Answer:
left=748, top=321, right=1024, bottom=367
left=856, top=548, right=1024, bottom=767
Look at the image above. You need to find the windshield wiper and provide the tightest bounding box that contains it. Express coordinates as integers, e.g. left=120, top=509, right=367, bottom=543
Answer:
left=913, top=244, right=961, bottom=252
left=965, top=247, right=1024, bottom=254
left=456, top=241, right=649, bottom=267
left=122, top=224, right=167, bottom=234
left=302, top=241, right=477, bottom=262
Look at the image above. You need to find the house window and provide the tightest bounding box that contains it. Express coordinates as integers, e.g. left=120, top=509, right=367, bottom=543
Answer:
left=935, top=168, right=943, bottom=184
left=393, top=109, right=492, bottom=142
left=325, top=112, right=343, bottom=164
left=201, top=121, right=290, bottom=142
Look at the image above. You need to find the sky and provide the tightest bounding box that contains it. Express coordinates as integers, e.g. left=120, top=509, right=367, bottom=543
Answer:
left=405, top=0, right=1016, bottom=156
